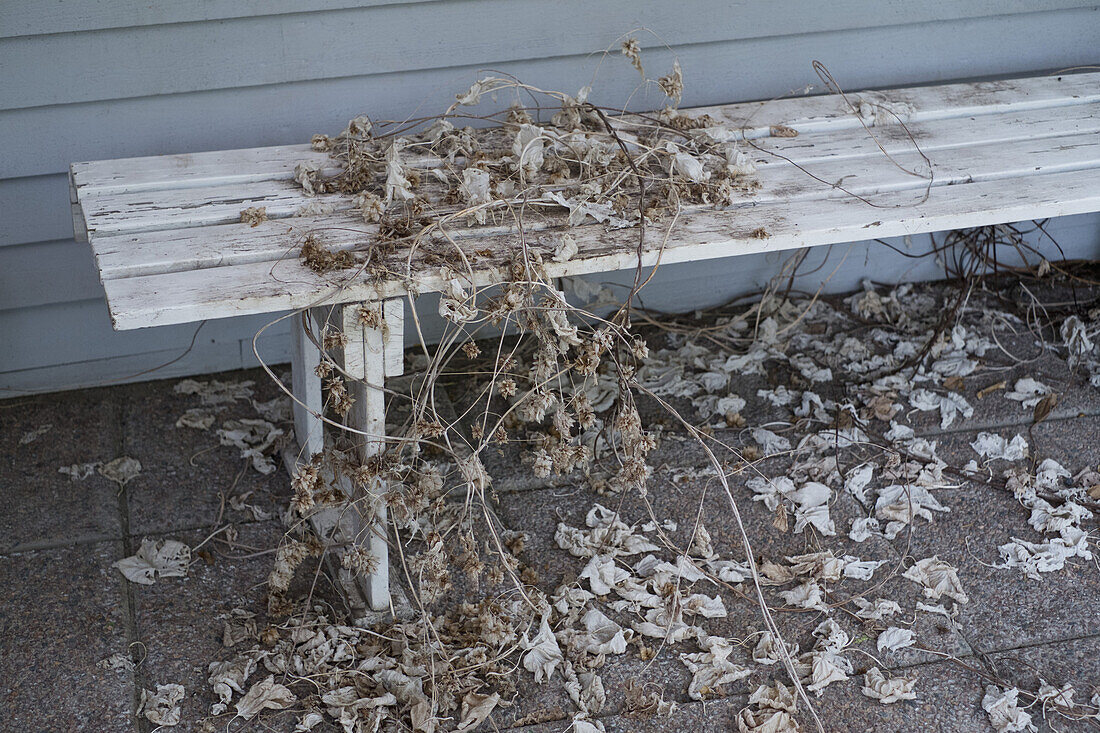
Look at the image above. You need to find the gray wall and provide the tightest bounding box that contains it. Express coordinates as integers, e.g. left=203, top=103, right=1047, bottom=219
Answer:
left=2, top=1, right=1098, bottom=395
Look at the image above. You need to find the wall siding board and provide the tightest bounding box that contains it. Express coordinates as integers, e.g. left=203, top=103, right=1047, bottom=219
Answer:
left=1, top=0, right=1087, bottom=39
left=0, top=0, right=442, bottom=39
left=2, top=2, right=1099, bottom=395
left=5, top=10, right=1100, bottom=181
left=2, top=3, right=1096, bottom=111
left=0, top=174, right=74, bottom=247
left=0, top=297, right=296, bottom=375
left=0, top=239, right=103, bottom=310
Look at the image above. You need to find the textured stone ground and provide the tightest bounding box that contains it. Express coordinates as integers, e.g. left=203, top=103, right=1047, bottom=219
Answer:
left=2, top=286, right=1100, bottom=732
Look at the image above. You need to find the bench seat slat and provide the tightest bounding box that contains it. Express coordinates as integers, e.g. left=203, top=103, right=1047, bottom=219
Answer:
left=70, top=71, right=1100, bottom=198
left=100, top=167, right=1100, bottom=330
left=90, top=126, right=1100, bottom=281
left=81, top=101, right=1100, bottom=241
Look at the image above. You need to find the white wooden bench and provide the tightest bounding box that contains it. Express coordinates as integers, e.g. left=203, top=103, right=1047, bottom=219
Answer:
left=70, top=71, right=1100, bottom=613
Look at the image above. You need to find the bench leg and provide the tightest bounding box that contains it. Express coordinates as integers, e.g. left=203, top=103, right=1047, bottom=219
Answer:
left=288, top=303, right=403, bottom=614
left=290, top=309, right=324, bottom=460
left=341, top=299, right=405, bottom=612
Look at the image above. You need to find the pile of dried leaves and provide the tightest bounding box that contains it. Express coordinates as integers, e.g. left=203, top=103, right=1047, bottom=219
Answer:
left=109, top=39, right=1100, bottom=733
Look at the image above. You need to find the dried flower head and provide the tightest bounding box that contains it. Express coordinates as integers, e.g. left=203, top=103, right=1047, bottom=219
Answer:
left=239, top=206, right=267, bottom=227
left=658, top=60, right=684, bottom=106
left=621, top=38, right=643, bottom=76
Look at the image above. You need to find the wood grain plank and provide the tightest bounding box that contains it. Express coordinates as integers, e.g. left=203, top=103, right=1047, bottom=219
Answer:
left=383, top=299, right=404, bottom=378
left=100, top=167, right=1100, bottom=329
left=291, top=311, right=324, bottom=459
left=90, top=126, right=1100, bottom=280
left=346, top=304, right=391, bottom=611
left=77, top=99, right=1100, bottom=242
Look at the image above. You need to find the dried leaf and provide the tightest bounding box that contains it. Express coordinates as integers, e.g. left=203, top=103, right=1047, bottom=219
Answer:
left=521, top=616, right=563, bottom=683
left=1032, top=393, right=1058, bottom=425
left=59, top=462, right=100, bottom=480
left=862, top=667, right=917, bottom=704
left=876, top=627, right=915, bottom=652
left=217, top=419, right=283, bottom=474
left=99, top=456, right=142, bottom=486
left=114, top=538, right=190, bottom=585
left=456, top=691, right=500, bottom=731
left=982, top=685, right=1036, bottom=733
left=140, top=683, right=184, bottom=727
left=19, top=424, right=52, bottom=445
left=236, top=675, right=297, bottom=720
left=903, top=557, right=969, bottom=604
left=176, top=408, right=216, bottom=430
left=737, top=706, right=800, bottom=732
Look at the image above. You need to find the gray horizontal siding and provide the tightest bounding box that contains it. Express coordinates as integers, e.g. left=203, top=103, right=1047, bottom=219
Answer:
left=0, top=240, right=103, bottom=310
left=5, top=1, right=1093, bottom=111
left=6, top=8, right=1100, bottom=181
left=2, top=1, right=1099, bottom=395
left=0, top=299, right=290, bottom=374
left=0, top=1, right=433, bottom=38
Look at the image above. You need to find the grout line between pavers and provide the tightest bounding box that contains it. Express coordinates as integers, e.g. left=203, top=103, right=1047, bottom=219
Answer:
left=972, top=629, right=1100, bottom=659
left=911, top=405, right=1100, bottom=440
left=114, top=399, right=151, bottom=733
left=0, top=532, right=120, bottom=556
left=125, top=515, right=276, bottom=543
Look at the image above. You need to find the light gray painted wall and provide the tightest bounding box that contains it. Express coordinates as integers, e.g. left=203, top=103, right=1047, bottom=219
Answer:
left=2, top=1, right=1098, bottom=395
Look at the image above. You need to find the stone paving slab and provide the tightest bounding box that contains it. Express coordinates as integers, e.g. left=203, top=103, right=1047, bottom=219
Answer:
left=119, top=370, right=290, bottom=535
left=508, top=657, right=998, bottom=733
left=900, top=327, right=1100, bottom=437
left=0, top=389, right=123, bottom=552
left=802, top=658, right=993, bottom=733
left=127, top=520, right=327, bottom=731
left=875, top=426, right=1100, bottom=655
left=0, top=540, right=135, bottom=731
left=985, top=635, right=1100, bottom=733
left=7, top=276, right=1100, bottom=732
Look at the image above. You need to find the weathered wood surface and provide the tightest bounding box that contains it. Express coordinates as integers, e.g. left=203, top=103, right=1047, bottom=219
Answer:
left=71, top=72, right=1100, bottom=330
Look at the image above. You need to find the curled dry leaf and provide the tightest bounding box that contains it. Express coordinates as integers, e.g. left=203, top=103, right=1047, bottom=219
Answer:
left=903, top=557, right=969, bottom=604
left=456, top=691, right=500, bottom=731
left=970, top=432, right=1028, bottom=461
left=217, top=419, right=283, bottom=474
left=982, top=685, right=1037, bottom=733
left=521, top=616, right=563, bottom=683
left=59, top=461, right=100, bottom=480
left=114, top=538, right=190, bottom=585
left=208, top=656, right=257, bottom=707
left=176, top=408, right=216, bottom=430
left=554, top=234, right=579, bottom=263
left=737, top=707, right=800, bottom=732
left=99, top=456, right=142, bottom=486
left=679, top=635, right=752, bottom=701
left=861, top=667, right=917, bottom=704
left=175, top=378, right=254, bottom=406
left=18, top=423, right=52, bottom=445
left=140, top=683, right=184, bottom=727
left=97, top=652, right=135, bottom=672
left=236, top=675, right=297, bottom=720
